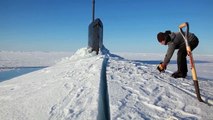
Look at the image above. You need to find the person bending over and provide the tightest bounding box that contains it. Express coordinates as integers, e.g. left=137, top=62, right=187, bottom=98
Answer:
left=157, top=30, right=199, bottom=78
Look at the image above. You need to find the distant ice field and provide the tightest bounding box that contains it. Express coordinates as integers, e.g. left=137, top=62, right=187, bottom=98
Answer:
left=0, top=51, right=212, bottom=80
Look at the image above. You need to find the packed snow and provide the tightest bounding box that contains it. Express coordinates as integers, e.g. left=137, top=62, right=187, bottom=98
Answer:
left=0, top=47, right=213, bottom=120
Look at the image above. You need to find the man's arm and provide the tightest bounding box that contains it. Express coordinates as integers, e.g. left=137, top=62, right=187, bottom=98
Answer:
left=163, top=42, right=176, bottom=65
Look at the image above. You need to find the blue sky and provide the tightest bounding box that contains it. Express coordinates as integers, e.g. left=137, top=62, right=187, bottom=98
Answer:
left=1, top=0, right=213, bottom=54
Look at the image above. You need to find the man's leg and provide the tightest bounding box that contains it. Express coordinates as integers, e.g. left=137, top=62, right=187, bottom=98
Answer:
left=172, top=37, right=199, bottom=78
left=177, top=46, right=188, bottom=76
left=189, top=37, right=199, bottom=51
left=172, top=45, right=188, bottom=78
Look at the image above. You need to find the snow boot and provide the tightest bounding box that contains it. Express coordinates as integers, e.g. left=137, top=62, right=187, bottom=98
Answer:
left=171, top=71, right=187, bottom=78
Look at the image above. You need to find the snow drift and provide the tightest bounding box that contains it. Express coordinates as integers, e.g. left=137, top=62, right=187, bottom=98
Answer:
left=0, top=47, right=213, bottom=120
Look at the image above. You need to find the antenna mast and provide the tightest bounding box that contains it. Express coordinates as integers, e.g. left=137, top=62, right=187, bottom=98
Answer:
left=92, top=0, right=95, bottom=22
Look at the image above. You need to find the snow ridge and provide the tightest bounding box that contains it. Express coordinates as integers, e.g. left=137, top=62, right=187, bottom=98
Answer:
left=97, top=46, right=112, bottom=120
left=97, top=55, right=110, bottom=120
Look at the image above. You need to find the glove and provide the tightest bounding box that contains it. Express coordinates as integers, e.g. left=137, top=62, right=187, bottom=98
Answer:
left=157, top=62, right=167, bottom=72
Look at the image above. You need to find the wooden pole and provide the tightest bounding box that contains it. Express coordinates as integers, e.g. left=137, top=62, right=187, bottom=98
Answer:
left=179, top=22, right=204, bottom=102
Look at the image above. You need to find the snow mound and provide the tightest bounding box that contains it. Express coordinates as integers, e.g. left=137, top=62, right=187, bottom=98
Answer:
left=0, top=47, right=106, bottom=120
left=58, top=47, right=97, bottom=64
left=0, top=47, right=213, bottom=120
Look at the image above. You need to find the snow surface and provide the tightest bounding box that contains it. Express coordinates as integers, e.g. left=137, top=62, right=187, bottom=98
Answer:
left=0, top=51, right=73, bottom=68
left=0, top=48, right=213, bottom=120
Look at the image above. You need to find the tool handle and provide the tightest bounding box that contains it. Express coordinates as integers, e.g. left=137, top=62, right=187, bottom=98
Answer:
left=179, top=22, right=189, bottom=45
left=179, top=22, right=204, bottom=102
left=179, top=22, right=188, bottom=29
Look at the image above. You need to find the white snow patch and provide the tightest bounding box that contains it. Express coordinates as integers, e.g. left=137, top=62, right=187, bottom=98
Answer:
left=0, top=48, right=104, bottom=120
left=0, top=49, right=213, bottom=120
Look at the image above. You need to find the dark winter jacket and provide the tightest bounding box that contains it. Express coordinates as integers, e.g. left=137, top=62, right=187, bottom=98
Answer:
left=163, top=32, right=198, bottom=64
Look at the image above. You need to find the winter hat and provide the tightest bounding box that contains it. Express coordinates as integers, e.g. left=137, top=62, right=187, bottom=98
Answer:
left=164, top=30, right=171, bottom=44
left=157, top=32, right=165, bottom=42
